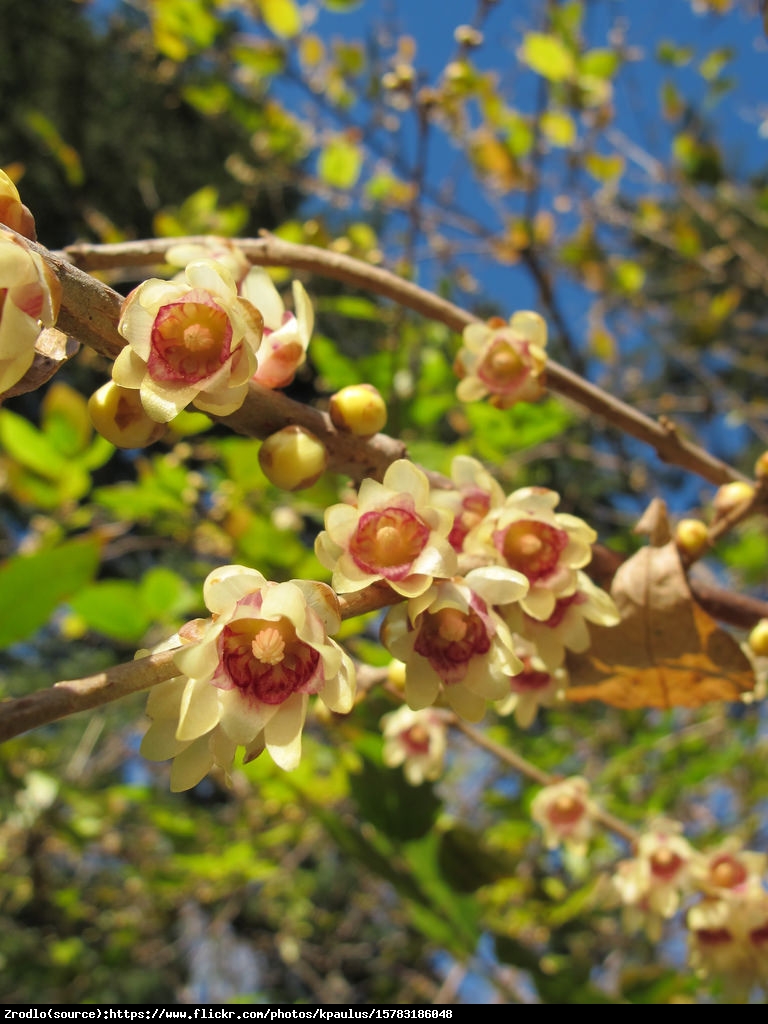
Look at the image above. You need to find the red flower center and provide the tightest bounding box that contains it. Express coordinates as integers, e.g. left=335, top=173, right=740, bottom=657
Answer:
left=510, top=657, right=552, bottom=693
left=650, top=847, right=685, bottom=881
left=448, top=489, right=491, bottom=551
left=697, top=927, right=733, bottom=947
left=478, top=335, right=528, bottom=393
left=350, top=505, right=430, bottom=581
left=218, top=616, right=320, bottom=705
left=497, top=520, right=568, bottom=581
left=710, top=855, right=747, bottom=890
left=413, top=605, right=490, bottom=684
left=547, top=794, right=585, bottom=826
left=750, top=922, right=768, bottom=947
left=148, top=291, right=233, bottom=383
left=403, top=724, right=431, bottom=755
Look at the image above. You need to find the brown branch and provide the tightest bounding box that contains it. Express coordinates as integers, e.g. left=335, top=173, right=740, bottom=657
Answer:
left=60, top=234, right=745, bottom=487
left=450, top=717, right=639, bottom=847
left=27, top=236, right=406, bottom=483
left=0, top=647, right=180, bottom=744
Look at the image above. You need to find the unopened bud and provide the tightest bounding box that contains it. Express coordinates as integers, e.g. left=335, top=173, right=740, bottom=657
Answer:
left=713, top=480, right=755, bottom=516
left=748, top=619, right=768, bottom=658
left=88, top=381, right=167, bottom=448
left=754, top=451, right=768, bottom=479
left=329, top=383, right=387, bottom=437
left=258, top=425, right=328, bottom=491
left=674, top=518, right=709, bottom=559
left=454, top=25, right=483, bottom=48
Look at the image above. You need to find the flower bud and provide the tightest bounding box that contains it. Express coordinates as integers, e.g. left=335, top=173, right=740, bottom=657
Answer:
left=88, top=381, right=168, bottom=448
left=329, top=383, right=387, bottom=437
left=258, top=425, right=329, bottom=491
left=748, top=619, right=768, bottom=658
left=674, top=518, right=709, bottom=559
left=712, top=481, right=755, bottom=516
left=754, top=451, right=768, bottom=479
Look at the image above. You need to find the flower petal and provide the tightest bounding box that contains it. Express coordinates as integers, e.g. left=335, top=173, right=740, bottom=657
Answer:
left=264, top=692, right=307, bottom=770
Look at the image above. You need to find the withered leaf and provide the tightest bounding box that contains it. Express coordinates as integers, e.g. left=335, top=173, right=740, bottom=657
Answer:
left=566, top=540, right=754, bottom=708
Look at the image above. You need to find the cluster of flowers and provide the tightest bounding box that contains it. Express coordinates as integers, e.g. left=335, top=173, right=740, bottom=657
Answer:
left=531, top=777, right=768, bottom=991
left=143, top=455, right=618, bottom=792
left=0, top=171, right=61, bottom=397
left=90, top=240, right=314, bottom=447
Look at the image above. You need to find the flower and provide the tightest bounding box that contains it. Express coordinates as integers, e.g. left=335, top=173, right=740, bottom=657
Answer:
left=455, top=310, right=547, bottom=408
left=140, top=565, right=356, bottom=789
left=165, top=238, right=252, bottom=287
left=430, top=455, right=505, bottom=553
left=612, top=818, right=696, bottom=939
left=495, top=636, right=567, bottom=727
left=691, top=838, right=767, bottom=899
left=465, top=486, right=598, bottom=622
left=381, top=705, right=448, bottom=785
left=381, top=566, right=528, bottom=721
left=114, top=260, right=263, bottom=422
left=688, top=890, right=768, bottom=989
left=504, top=570, right=619, bottom=670
left=0, top=230, right=61, bottom=394
left=0, top=169, right=36, bottom=239
left=166, top=242, right=314, bottom=391
left=241, top=269, right=313, bottom=389
left=315, top=459, right=458, bottom=598
left=530, top=776, right=596, bottom=856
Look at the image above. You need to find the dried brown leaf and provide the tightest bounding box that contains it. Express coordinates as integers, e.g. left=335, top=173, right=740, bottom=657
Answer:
left=566, top=540, right=754, bottom=708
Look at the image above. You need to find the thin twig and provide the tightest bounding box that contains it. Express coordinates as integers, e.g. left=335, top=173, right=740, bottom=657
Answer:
left=451, top=717, right=639, bottom=847
left=60, top=234, right=746, bottom=487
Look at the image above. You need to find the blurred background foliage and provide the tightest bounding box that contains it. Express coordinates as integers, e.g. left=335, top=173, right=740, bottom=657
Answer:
left=1, top=0, right=768, bottom=1005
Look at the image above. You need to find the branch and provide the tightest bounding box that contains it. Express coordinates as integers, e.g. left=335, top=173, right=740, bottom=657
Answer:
left=0, top=574, right=414, bottom=743
left=60, top=234, right=745, bottom=487
left=450, top=717, right=639, bottom=847
left=29, top=236, right=406, bottom=483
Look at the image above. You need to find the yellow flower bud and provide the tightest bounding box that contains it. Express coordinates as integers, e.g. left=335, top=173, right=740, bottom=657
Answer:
left=88, top=381, right=167, bottom=448
left=674, top=518, right=709, bottom=559
left=748, top=619, right=768, bottom=658
left=329, top=383, right=387, bottom=437
left=712, top=480, right=755, bottom=516
left=258, top=425, right=328, bottom=491
left=754, top=451, right=768, bottom=479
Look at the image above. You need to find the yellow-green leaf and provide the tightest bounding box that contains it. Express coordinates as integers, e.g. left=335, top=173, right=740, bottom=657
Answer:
left=541, top=110, right=576, bottom=148
left=260, top=0, right=302, bottom=39
left=318, top=137, right=362, bottom=190
left=519, top=32, right=576, bottom=82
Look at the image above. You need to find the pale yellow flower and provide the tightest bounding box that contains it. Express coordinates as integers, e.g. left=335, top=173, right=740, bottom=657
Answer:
left=381, top=705, right=448, bottom=785
left=466, top=486, right=598, bottom=622
left=0, top=230, right=61, bottom=394
left=241, top=269, right=314, bottom=389
left=455, top=311, right=546, bottom=409
left=0, top=169, right=35, bottom=238
left=381, top=566, right=527, bottom=721
left=612, top=818, right=696, bottom=939
left=530, top=776, right=596, bottom=856
left=504, top=570, right=619, bottom=670
left=430, top=454, right=505, bottom=553
left=495, top=636, right=567, bottom=727
left=114, top=260, right=263, bottom=422
left=315, top=459, right=458, bottom=598
left=141, top=565, right=356, bottom=790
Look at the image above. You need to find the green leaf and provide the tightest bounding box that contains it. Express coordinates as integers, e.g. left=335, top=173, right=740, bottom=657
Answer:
left=70, top=581, right=151, bottom=643
left=260, top=0, right=302, bottom=39
left=0, top=536, right=101, bottom=648
left=519, top=33, right=576, bottom=82
left=579, top=48, right=620, bottom=80
left=541, top=110, right=576, bottom=147
left=0, top=409, right=67, bottom=479
left=314, top=296, right=381, bottom=320
left=318, top=137, right=363, bottom=190
left=613, top=259, right=646, bottom=294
